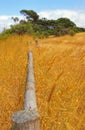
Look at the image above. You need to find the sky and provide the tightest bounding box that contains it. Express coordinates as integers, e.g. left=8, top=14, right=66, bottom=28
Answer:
left=0, top=0, right=85, bottom=32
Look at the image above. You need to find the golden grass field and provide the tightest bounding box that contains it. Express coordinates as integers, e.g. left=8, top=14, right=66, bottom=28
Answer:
left=0, top=33, right=85, bottom=130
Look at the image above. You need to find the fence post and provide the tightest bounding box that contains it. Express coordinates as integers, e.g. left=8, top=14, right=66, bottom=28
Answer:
left=12, top=51, right=40, bottom=130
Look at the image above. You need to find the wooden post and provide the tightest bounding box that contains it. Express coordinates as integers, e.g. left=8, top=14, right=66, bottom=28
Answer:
left=12, top=51, right=40, bottom=130
left=24, top=51, right=38, bottom=110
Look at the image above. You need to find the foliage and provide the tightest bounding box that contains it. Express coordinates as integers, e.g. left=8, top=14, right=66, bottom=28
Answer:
left=0, top=10, right=85, bottom=39
left=10, top=24, right=28, bottom=35
left=11, top=17, right=19, bottom=23
left=20, top=9, right=39, bottom=22
left=10, top=22, right=34, bottom=35
left=0, top=29, right=12, bottom=39
left=56, top=18, right=76, bottom=28
left=68, top=28, right=76, bottom=36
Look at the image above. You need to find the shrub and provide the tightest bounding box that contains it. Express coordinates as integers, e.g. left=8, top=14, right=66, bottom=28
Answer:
left=69, top=29, right=76, bottom=36
left=0, top=29, right=12, bottom=39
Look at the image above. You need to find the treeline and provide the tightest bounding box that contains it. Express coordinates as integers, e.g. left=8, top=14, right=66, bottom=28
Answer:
left=1, top=10, right=85, bottom=39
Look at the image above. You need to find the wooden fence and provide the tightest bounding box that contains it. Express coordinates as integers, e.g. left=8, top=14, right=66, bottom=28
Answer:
left=12, top=51, right=40, bottom=130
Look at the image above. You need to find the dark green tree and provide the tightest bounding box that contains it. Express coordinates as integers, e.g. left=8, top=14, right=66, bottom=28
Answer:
left=56, top=18, right=76, bottom=28
left=11, top=17, right=19, bottom=23
left=20, top=10, right=39, bottom=22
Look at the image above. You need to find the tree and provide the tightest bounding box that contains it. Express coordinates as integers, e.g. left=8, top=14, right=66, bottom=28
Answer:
left=56, top=18, right=76, bottom=28
left=20, top=10, right=39, bottom=22
left=11, top=17, right=19, bottom=23
left=19, top=20, right=26, bottom=24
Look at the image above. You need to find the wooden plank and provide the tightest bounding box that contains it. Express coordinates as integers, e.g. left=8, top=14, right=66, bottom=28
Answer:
left=12, top=51, right=40, bottom=130
left=24, top=51, right=38, bottom=110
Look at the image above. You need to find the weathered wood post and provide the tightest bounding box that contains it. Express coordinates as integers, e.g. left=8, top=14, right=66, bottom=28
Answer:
left=12, top=51, right=40, bottom=130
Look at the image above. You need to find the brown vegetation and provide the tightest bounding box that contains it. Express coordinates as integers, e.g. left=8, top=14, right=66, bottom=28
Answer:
left=0, top=33, right=85, bottom=130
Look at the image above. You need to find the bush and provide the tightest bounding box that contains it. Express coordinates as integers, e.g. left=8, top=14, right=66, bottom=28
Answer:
left=10, top=24, right=27, bottom=34
left=10, top=22, right=34, bottom=35
left=69, top=29, right=76, bottom=36
left=0, top=29, right=12, bottom=39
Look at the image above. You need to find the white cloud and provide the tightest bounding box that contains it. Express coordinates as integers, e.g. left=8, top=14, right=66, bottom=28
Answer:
left=0, top=10, right=85, bottom=32
left=0, top=16, right=12, bottom=32
left=38, top=10, right=85, bottom=28
left=0, top=15, right=23, bottom=32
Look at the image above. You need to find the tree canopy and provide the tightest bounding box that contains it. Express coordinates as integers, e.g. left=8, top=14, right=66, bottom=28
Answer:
left=20, top=10, right=39, bottom=22
left=0, top=9, right=85, bottom=39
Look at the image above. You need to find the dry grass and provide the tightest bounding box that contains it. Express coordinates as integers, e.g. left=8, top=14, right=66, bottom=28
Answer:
left=0, top=33, right=85, bottom=130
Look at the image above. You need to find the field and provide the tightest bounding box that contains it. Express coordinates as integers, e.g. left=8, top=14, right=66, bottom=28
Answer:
left=0, top=33, right=85, bottom=130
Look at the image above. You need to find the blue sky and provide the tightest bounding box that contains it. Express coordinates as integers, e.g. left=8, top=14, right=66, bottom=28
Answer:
left=0, top=0, right=85, bottom=32
left=0, top=0, right=85, bottom=15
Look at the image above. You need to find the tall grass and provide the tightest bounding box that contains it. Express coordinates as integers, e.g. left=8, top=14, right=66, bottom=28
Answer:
left=0, top=33, right=85, bottom=130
